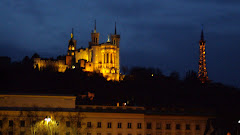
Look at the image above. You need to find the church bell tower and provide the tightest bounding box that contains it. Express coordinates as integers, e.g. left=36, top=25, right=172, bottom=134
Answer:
left=90, top=20, right=100, bottom=46
left=66, top=28, right=76, bottom=66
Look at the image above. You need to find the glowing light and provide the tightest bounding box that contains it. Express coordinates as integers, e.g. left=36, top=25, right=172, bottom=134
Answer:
left=238, top=120, right=240, bottom=123
left=72, top=65, right=75, bottom=69
left=44, top=116, right=51, bottom=123
left=107, top=35, right=110, bottom=42
left=152, top=74, right=153, bottom=76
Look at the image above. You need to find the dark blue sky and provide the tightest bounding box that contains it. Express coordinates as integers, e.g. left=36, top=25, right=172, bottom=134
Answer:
left=1, top=0, right=240, bottom=87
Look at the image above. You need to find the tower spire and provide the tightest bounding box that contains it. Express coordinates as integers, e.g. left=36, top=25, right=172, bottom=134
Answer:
left=115, top=22, right=117, bottom=35
left=71, top=28, right=74, bottom=39
left=71, top=28, right=73, bottom=39
left=94, top=20, right=96, bottom=33
left=198, top=24, right=208, bottom=83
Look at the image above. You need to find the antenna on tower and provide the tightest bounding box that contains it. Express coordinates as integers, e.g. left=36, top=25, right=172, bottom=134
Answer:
left=201, top=24, right=204, bottom=41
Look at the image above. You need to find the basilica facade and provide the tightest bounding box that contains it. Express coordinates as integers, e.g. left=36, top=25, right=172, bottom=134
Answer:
left=34, top=22, right=120, bottom=81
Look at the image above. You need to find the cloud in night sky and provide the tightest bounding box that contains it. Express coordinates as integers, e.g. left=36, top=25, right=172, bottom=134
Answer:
left=0, top=0, right=240, bottom=87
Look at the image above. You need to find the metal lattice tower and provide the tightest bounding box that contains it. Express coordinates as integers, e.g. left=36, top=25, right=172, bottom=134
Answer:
left=198, top=25, right=208, bottom=83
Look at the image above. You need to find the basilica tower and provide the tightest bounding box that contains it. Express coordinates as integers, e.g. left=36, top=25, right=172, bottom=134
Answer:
left=66, top=28, right=76, bottom=66
left=198, top=25, right=208, bottom=83
left=111, top=22, right=120, bottom=75
left=111, top=22, right=120, bottom=48
left=90, top=20, right=100, bottom=46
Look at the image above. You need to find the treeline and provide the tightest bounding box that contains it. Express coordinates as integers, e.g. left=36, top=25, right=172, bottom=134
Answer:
left=1, top=55, right=240, bottom=130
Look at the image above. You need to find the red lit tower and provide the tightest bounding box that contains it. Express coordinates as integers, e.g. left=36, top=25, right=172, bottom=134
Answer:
left=198, top=25, right=208, bottom=83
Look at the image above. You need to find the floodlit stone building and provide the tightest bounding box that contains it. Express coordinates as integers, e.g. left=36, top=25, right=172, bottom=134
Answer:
left=0, top=94, right=214, bottom=135
left=34, top=21, right=120, bottom=81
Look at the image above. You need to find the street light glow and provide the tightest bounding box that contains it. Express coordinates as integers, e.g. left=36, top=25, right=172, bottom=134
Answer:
left=238, top=120, right=240, bottom=123
left=45, top=116, right=51, bottom=123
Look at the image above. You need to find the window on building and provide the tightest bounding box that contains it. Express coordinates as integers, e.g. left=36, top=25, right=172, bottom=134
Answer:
left=107, top=122, right=112, bottom=128
left=147, top=123, right=152, bottom=129
left=8, top=131, right=13, bottom=135
left=128, top=123, right=132, bottom=128
left=107, top=53, right=109, bottom=63
left=107, top=133, right=111, bottom=135
left=137, top=134, right=141, bottom=135
left=87, top=122, right=92, bottom=128
left=20, top=131, right=25, bottom=135
left=95, top=122, right=100, bottom=128
left=77, top=122, right=81, bottom=128
left=196, top=125, right=200, bottom=130
left=87, top=133, right=91, bottom=135
left=66, top=132, right=70, bottom=135
left=166, top=124, right=171, bottom=130
left=55, top=132, right=59, bottom=135
left=118, top=133, right=122, bottom=135
left=9, top=120, right=13, bottom=127
left=71, top=52, right=74, bottom=56
left=20, top=120, right=25, bottom=127
left=156, top=123, right=161, bottom=129
left=128, top=134, right=132, bottom=135
left=137, top=123, right=142, bottom=129
left=118, top=123, right=122, bottom=128
left=0, top=120, right=2, bottom=128
left=104, top=54, right=106, bottom=63
left=97, top=133, right=101, bottom=135
left=176, top=124, right=181, bottom=130
left=110, top=54, right=112, bottom=63
left=66, top=121, right=70, bottom=127
left=147, top=134, right=151, bottom=135
left=186, top=124, right=190, bottom=130
left=77, top=132, right=81, bottom=135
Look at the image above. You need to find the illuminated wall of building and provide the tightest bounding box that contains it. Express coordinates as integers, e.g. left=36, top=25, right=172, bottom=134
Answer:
left=33, top=58, right=68, bottom=72
left=33, top=23, right=121, bottom=81
left=0, top=105, right=211, bottom=135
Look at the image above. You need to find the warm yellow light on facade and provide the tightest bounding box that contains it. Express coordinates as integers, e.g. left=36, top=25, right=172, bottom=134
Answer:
left=71, top=52, right=74, bottom=56
left=72, top=47, right=75, bottom=50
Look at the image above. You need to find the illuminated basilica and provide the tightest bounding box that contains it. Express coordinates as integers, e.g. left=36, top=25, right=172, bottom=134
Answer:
left=34, top=21, right=120, bottom=81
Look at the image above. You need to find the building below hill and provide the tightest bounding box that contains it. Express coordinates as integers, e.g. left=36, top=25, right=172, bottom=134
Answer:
left=33, top=21, right=120, bottom=81
left=0, top=94, right=215, bottom=135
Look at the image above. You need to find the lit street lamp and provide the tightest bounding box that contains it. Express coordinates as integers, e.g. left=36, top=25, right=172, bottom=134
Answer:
left=44, top=116, right=51, bottom=123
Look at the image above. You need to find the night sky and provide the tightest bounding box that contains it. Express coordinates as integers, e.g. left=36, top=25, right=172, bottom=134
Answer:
left=1, top=0, right=240, bottom=87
